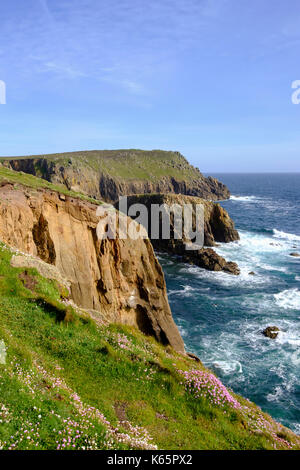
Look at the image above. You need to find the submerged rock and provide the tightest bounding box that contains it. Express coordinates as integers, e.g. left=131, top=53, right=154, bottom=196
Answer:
left=290, top=252, right=300, bottom=257
left=262, top=326, right=280, bottom=339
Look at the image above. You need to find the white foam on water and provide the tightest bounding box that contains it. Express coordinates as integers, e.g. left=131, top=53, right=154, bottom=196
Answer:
left=267, top=364, right=299, bottom=405
left=156, top=255, right=174, bottom=265
left=230, top=195, right=262, bottom=203
left=178, top=325, right=188, bottom=338
left=274, top=289, right=300, bottom=310
left=212, top=360, right=243, bottom=376
left=267, top=386, right=284, bottom=403
left=215, top=233, right=286, bottom=273
left=211, top=229, right=299, bottom=288
left=258, top=263, right=288, bottom=273
left=180, top=263, right=269, bottom=289
left=230, top=196, right=296, bottom=216
left=276, top=330, right=300, bottom=347
left=237, top=231, right=285, bottom=253
left=290, top=423, right=300, bottom=435
left=168, top=284, right=196, bottom=298
left=273, top=229, right=300, bottom=242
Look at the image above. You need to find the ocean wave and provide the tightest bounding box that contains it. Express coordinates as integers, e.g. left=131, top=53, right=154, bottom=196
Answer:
left=267, top=366, right=299, bottom=405
left=212, top=360, right=243, bottom=376
left=237, top=233, right=283, bottom=252
left=290, top=422, right=300, bottom=435
left=277, top=331, right=300, bottom=348
left=168, top=284, right=196, bottom=298
left=274, top=289, right=300, bottom=310
left=180, top=263, right=269, bottom=289
left=230, top=195, right=261, bottom=203
left=178, top=325, right=188, bottom=337
left=267, top=386, right=284, bottom=403
left=258, top=263, right=288, bottom=273
left=273, top=229, right=300, bottom=242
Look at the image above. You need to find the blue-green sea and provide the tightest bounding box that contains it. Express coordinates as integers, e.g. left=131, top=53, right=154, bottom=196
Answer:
left=159, top=173, right=300, bottom=434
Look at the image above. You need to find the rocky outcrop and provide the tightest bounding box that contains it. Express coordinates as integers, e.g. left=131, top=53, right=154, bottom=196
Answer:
left=183, top=248, right=240, bottom=275
left=116, top=194, right=240, bottom=275
left=0, top=182, right=184, bottom=352
left=262, top=326, right=280, bottom=339
left=2, top=150, right=230, bottom=202
left=10, top=254, right=71, bottom=293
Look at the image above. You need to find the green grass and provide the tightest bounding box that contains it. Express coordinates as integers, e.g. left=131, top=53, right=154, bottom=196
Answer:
left=0, top=242, right=299, bottom=450
left=2, top=149, right=202, bottom=182
left=0, top=166, right=102, bottom=205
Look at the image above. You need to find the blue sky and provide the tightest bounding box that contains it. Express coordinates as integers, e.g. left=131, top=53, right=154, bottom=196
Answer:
left=0, top=0, right=300, bottom=172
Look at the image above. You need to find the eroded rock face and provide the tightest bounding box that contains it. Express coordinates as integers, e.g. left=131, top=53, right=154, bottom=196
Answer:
left=116, top=194, right=240, bottom=275
left=0, top=183, right=184, bottom=352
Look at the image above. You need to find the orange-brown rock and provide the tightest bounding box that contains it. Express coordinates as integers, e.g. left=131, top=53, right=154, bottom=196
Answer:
left=0, top=183, right=184, bottom=352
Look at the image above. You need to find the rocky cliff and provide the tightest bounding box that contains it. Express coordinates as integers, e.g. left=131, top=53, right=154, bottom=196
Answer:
left=0, top=179, right=184, bottom=352
left=117, top=194, right=240, bottom=275
left=2, top=149, right=230, bottom=202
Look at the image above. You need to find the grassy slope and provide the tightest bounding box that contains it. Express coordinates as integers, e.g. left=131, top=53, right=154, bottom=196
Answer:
left=0, top=166, right=101, bottom=205
left=0, top=243, right=299, bottom=450
left=2, top=149, right=202, bottom=182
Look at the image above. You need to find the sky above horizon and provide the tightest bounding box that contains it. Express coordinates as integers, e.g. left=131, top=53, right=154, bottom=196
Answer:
left=0, top=0, right=300, bottom=172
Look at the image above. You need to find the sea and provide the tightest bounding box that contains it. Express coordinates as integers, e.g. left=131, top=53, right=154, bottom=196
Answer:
left=158, top=173, right=300, bottom=434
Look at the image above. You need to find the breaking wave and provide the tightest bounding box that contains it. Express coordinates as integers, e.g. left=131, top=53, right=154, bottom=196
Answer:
left=274, top=289, right=300, bottom=310
left=273, top=229, right=300, bottom=242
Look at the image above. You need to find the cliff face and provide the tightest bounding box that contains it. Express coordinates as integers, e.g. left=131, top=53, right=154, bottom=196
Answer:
left=0, top=182, right=184, bottom=352
left=3, top=150, right=230, bottom=202
left=117, top=194, right=240, bottom=275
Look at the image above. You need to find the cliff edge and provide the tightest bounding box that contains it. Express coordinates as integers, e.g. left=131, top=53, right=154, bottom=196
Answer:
left=1, top=149, right=230, bottom=202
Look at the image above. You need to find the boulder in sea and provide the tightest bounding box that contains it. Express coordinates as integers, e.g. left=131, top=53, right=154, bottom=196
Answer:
left=223, top=261, right=240, bottom=275
left=249, top=271, right=256, bottom=275
left=185, top=248, right=240, bottom=275
left=262, top=326, right=280, bottom=339
left=290, top=252, right=300, bottom=257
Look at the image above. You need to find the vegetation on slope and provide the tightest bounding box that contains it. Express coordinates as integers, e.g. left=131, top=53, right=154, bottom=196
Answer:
left=0, top=166, right=101, bottom=205
left=3, top=150, right=202, bottom=182
left=0, top=243, right=299, bottom=450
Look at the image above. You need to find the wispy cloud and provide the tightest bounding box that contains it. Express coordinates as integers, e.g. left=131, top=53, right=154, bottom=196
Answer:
left=0, top=0, right=229, bottom=96
left=38, top=0, right=54, bottom=23
left=42, top=61, right=87, bottom=78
